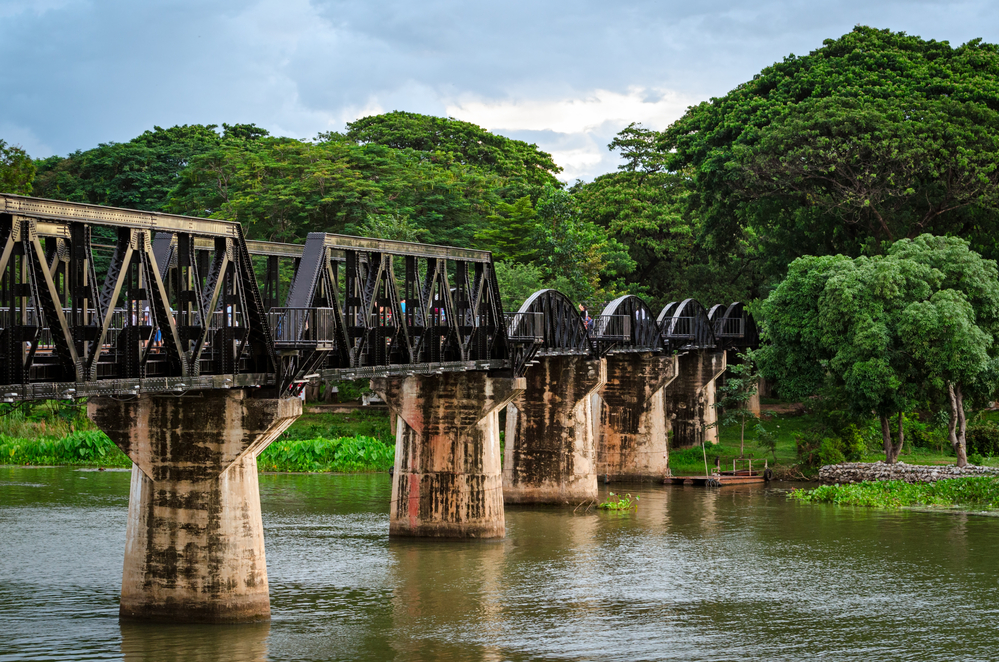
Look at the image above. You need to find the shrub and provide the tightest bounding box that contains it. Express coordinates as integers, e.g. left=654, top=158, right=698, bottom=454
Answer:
left=968, top=452, right=986, bottom=466
left=817, top=438, right=846, bottom=465
left=966, top=424, right=999, bottom=457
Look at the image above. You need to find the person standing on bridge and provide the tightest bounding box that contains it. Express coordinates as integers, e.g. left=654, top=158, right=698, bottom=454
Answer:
left=579, top=303, right=594, bottom=333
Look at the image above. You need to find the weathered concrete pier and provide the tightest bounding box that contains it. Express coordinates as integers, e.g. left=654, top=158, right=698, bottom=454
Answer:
left=503, top=356, right=606, bottom=504
left=89, top=391, right=300, bottom=622
left=663, top=349, right=727, bottom=448
left=595, top=353, right=678, bottom=481
left=372, top=373, right=524, bottom=538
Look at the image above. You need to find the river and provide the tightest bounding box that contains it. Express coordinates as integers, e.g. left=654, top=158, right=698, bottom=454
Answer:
left=2, top=466, right=999, bottom=661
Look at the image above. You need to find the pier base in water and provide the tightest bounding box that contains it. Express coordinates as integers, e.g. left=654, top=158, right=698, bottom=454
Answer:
left=371, top=373, right=524, bottom=538
left=89, top=391, right=300, bottom=623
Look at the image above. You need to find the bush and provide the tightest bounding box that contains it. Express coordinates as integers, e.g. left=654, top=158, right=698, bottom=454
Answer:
left=968, top=452, right=986, bottom=466
left=817, top=438, right=846, bottom=465
left=257, top=436, right=394, bottom=472
left=966, top=424, right=999, bottom=457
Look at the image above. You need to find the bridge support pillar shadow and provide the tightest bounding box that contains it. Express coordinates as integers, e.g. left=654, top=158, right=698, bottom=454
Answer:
left=664, top=350, right=727, bottom=448
left=371, top=373, right=525, bottom=538
left=595, top=353, right=678, bottom=481
left=88, top=391, right=301, bottom=623
left=503, top=356, right=606, bottom=504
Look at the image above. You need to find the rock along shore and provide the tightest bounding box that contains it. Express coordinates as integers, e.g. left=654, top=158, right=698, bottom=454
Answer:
left=819, top=462, right=999, bottom=485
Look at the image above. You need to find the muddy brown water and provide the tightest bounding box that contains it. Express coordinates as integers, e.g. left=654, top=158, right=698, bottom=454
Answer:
left=2, top=467, right=999, bottom=661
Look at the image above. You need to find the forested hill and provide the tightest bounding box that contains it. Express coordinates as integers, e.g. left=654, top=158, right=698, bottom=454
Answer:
left=6, top=27, right=999, bottom=312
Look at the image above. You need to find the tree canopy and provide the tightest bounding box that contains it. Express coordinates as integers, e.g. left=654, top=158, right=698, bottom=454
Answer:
left=0, top=140, right=35, bottom=195
left=663, top=26, right=999, bottom=274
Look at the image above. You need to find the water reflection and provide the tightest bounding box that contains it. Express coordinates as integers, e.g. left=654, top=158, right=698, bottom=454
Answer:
left=120, top=622, right=270, bottom=662
left=6, top=468, right=999, bottom=661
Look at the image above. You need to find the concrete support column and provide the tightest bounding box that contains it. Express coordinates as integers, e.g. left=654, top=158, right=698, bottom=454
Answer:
left=664, top=349, right=727, bottom=448
left=89, top=391, right=301, bottom=623
left=595, top=353, right=678, bottom=481
left=370, top=373, right=524, bottom=539
left=503, top=356, right=606, bottom=504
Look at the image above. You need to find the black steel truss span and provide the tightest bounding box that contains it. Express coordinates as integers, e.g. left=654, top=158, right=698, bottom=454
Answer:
left=257, top=232, right=509, bottom=393
left=0, top=194, right=762, bottom=401
left=0, top=194, right=275, bottom=400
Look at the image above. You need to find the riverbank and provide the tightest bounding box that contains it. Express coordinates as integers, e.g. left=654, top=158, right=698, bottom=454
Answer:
left=790, top=476, right=999, bottom=510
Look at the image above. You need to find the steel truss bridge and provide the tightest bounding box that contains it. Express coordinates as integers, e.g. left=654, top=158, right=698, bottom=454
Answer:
left=0, top=194, right=757, bottom=402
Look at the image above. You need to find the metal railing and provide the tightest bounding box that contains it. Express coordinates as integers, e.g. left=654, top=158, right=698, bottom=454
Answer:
left=714, top=316, right=746, bottom=337
left=662, top=316, right=696, bottom=338
left=268, top=307, right=337, bottom=348
left=504, top=311, right=544, bottom=342
left=591, top=314, right=631, bottom=341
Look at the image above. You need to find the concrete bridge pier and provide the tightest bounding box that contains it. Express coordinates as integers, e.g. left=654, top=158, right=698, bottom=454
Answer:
left=664, top=350, right=727, bottom=448
left=88, top=391, right=301, bottom=623
left=595, top=353, right=679, bottom=481
left=371, top=373, right=525, bottom=538
left=503, top=356, right=607, bottom=504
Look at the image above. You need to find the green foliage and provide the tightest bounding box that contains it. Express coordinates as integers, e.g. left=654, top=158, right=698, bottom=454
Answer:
left=33, top=124, right=254, bottom=211
left=968, top=452, right=986, bottom=466
left=754, top=421, right=779, bottom=460
left=475, top=196, right=538, bottom=262
left=257, top=436, right=393, bottom=472
left=0, top=430, right=130, bottom=467
left=966, top=423, right=999, bottom=457
left=664, top=26, right=999, bottom=271
left=344, top=111, right=562, bottom=196
left=790, top=476, right=999, bottom=509
left=493, top=261, right=548, bottom=312
left=597, top=492, right=639, bottom=510
left=0, top=139, right=36, bottom=194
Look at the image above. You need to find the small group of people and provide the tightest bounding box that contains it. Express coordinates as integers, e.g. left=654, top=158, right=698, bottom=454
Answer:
left=579, top=303, right=595, bottom=332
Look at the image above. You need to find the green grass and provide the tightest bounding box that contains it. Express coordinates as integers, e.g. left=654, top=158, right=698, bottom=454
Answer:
left=670, top=410, right=972, bottom=477
left=789, top=476, right=999, bottom=509
left=279, top=409, right=393, bottom=444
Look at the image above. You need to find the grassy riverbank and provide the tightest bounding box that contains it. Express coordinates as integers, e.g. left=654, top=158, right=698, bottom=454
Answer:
left=668, top=405, right=999, bottom=478
left=789, top=477, right=999, bottom=509
left=0, top=403, right=396, bottom=473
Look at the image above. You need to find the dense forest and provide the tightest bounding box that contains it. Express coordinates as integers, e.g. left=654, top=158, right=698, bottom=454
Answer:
left=4, top=26, right=999, bottom=316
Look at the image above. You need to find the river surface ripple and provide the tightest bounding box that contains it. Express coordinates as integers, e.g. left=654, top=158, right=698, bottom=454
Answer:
left=2, top=467, right=999, bottom=661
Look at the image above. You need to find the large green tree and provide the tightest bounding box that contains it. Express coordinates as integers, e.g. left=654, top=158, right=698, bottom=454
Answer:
left=33, top=124, right=263, bottom=211
left=758, top=234, right=999, bottom=464
left=663, top=27, right=999, bottom=274
left=0, top=139, right=36, bottom=195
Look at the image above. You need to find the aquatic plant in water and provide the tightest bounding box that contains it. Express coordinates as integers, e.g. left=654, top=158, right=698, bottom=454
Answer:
left=598, top=492, right=639, bottom=510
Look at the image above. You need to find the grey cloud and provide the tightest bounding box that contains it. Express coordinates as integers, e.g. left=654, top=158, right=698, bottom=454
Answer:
left=0, top=0, right=996, bottom=181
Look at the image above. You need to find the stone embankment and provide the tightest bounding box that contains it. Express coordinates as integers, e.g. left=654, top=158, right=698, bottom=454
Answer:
left=820, top=462, right=999, bottom=485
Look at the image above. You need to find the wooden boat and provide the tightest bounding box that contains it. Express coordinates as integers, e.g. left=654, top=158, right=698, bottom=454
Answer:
left=666, top=459, right=771, bottom=486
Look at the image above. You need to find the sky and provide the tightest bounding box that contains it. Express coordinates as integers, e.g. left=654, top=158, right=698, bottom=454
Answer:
left=1, top=0, right=997, bottom=181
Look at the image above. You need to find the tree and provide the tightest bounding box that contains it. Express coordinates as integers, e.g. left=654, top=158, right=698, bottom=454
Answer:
left=575, top=124, right=764, bottom=305
left=890, top=235, right=999, bottom=465
left=474, top=196, right=538, bottom=262
left=0, top=140, right=35, bottom=195
left=344, top=111, right=562, bottom=196
left=32, top=124, right=263, bottom=211
left=758, top=234, right=999, bottom=465
left=662, top=27, right=999, bottom=273
left=715, top=351, right=761, bottom=457
left=533, top=184, right=634, bottom=302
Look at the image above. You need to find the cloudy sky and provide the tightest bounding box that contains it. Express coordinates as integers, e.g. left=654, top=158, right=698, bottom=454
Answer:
left=1, top=0, right=996, bottom=180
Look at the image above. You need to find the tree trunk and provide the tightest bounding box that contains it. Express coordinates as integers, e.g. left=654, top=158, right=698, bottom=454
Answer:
left=957, top=383, right=968, bottom=467
left=881, top=414, right=893, bottom=463
left=949, top=382, right=968, bottom=467
left=893, top=411, right=905, bottom=463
